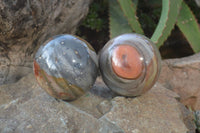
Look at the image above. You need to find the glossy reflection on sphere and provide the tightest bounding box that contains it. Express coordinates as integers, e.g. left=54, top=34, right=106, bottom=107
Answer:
left=34, top=34, right=98, bottom=100
left=99, top=33, right=161, bottom=96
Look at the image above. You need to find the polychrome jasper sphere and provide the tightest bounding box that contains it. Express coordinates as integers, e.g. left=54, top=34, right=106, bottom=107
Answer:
left=34, top=34, right=98, bottom=100
left=99, top=33, right=161, bottom=96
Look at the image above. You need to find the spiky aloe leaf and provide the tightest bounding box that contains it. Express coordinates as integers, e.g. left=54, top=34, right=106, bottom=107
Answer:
left=117, top=0, right=144, bottom=34
left=176, top=1, right=200, bottom=53
left=109, top=0, right=132, bottom=39
left=151, top=0, right=183, bottom=47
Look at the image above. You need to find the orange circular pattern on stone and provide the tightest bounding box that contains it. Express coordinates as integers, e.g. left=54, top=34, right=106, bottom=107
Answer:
left=111, top=45, right=143, bottom=79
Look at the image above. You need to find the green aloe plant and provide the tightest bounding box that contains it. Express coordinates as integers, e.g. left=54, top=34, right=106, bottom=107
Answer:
left=109, top=0, right=200, bottom=53
left=151, top=0, right=183, bottom=47
left=177, top=1, right=200, bottom=53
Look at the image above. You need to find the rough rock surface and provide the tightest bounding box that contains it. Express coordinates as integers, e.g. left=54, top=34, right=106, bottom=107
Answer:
left=0, top=0, right=92, bottom=85
left=0, top=73, right=196, bottom=133
left=195, top=110, right=200, bottom=132
left=159, top=53, right=200, bottom=110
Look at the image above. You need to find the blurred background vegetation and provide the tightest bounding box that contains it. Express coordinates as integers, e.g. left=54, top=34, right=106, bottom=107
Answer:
left=77, top=0, right=200, bottom=59
left=77, top=0, right=109, bottom=52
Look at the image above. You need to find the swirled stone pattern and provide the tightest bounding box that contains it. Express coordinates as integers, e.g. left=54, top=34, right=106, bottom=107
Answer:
left=99, top=33, right=161, bottom=96
left=34, top=34, right=98, bottom=100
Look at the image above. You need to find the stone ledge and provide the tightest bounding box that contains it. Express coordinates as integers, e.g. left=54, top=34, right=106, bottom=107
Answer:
left=0, top=73, right=196, bottom=133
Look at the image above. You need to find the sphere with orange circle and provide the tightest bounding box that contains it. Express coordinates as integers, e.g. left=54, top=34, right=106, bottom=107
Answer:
left=99, top=33, right=161, bottom=96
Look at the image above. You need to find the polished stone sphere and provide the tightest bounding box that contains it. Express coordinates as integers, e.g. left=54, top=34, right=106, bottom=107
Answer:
left=34, top=34, right=98, bottom=100
left=99, top=33, right=161, bottom=96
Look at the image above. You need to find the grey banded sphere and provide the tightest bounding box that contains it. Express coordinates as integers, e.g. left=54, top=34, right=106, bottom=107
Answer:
left=34, top=34, right=98, bottom=100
